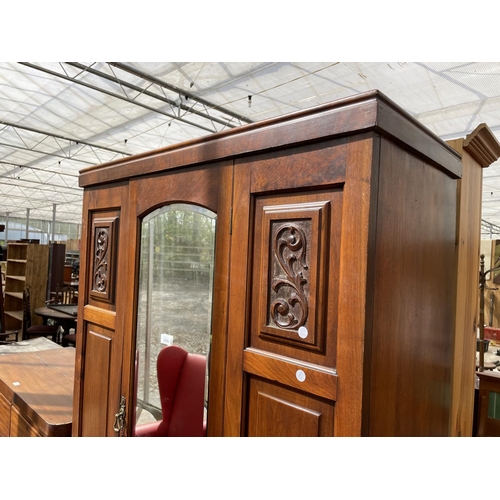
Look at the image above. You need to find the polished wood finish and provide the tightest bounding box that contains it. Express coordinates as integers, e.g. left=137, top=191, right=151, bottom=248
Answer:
left=76, top=90, right=463, bottom=436
left=0, top=347, right=75, bottom=436
left=367, top=139, right=457, bottom=436
left=72, top=184, right=128, bottom=436
left=0, top=392, right=11, bottom=436
left=79, top=91, right=460, bottom=187
left=447, top=124, right=500, bottom=437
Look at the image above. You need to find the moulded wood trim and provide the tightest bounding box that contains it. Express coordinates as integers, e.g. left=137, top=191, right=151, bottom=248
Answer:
left=376, top=99, right=462, bottom=179
left=79, top=90, right=462, bottom=188
left=463, top=123, right=500, bottom=168
left=83, top=304, right=116, bottom=330
left=243, top=348, right=338, bottom=401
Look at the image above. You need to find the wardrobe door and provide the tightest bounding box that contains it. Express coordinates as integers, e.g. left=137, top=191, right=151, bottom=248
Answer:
left=125, top=162, right=232, bottom=437
left=73, top=182, right=130, bottom=436
left=224, top=140, right=348, bottom=436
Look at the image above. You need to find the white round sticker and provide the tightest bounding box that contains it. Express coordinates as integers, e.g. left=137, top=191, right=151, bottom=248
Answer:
left=296, top=369, right=306, bottom=382
left=298, top=326, right=308, bottom=339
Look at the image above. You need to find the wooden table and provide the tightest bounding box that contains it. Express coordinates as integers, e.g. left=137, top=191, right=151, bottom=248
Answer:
left=35, top=306, right=77, bottom=343
left=0, top=347, right=75, bottom=437
left=0, top=336, right=62, bottom=355
left=35, top=305, right=77, bottom=322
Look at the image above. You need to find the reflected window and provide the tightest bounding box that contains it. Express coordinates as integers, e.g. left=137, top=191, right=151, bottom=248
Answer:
left=134, top=204, right=216, bottom=435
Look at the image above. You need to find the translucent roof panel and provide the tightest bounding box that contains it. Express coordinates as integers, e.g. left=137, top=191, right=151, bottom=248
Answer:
left=1, top=62, right=500, bottom=227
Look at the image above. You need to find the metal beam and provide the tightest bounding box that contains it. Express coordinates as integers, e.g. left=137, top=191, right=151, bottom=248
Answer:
left=0, top=160, right=80, bottom=180
left=0, top=120, right=129, bottom=157
left=0, top=122, right=129, bottom=167
left=67, top=62, right=250, bottom=131
left=20, top=62, right=229, bottom=135
left=481, top=219, right=500, bottom=236
left=108, top=62, right=253, bottom=124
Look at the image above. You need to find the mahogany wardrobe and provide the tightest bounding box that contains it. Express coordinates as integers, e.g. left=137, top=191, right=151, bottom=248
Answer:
left=72, top=90, right=463, bottom=437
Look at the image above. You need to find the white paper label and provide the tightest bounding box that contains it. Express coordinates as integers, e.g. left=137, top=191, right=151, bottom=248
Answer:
left=160, top=333, right=174, bottom=346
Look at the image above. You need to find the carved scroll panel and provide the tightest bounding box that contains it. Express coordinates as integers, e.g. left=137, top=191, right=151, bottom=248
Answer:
left=89, top=216, right=119, bottom=304
left=257, top=200, right=330, bottom=351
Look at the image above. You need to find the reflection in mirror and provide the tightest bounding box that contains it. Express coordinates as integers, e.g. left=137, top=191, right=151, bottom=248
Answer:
left=134, top=204, right=216, bottom=436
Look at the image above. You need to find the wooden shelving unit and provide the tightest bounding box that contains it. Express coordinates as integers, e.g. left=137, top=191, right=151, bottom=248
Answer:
left=3, top=242, right=49, bottom=333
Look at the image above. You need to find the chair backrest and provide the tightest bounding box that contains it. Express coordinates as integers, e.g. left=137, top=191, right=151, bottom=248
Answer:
left=62, top=286, right=77, bottom=304
left=156, top=345, right=207, bottom=437
left=51, top=284, right=63, bottom=304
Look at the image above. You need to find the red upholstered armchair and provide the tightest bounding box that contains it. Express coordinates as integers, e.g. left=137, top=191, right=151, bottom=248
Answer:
left=135, top=345, right=207, bottom=437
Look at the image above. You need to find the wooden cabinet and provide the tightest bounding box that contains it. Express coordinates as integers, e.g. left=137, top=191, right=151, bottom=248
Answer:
left=0, top=347, right=75, bottom=437
left=47, top=243, right=66, bottom=299
left=3, top=242, right=49, bottom=332
left=74, top=90, right=464, bottom=436
left=0, top=392, right=11, bottom=437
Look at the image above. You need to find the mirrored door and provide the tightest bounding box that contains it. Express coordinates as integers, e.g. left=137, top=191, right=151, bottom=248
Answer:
left=134, top=203, right=216, bottom=436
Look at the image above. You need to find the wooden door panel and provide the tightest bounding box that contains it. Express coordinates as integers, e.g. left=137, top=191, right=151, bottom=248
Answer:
left=226, top=143, right=346, bottom=436
left=250, top=190, right=342, bottom=366
left=80, top=326, right=113, bottom=436
left=243, top=190, right=341, bottom=437
left=74, top=183, right=129, bottom=436
left=134, top=165, right=220, bottom=218
left=246, top=377, right=335, bottom=437
left=243, top=348, right=337, bottom=401
left=250, top=140, right=347, bottom=193
left=78, top=209, right=123, bottom=436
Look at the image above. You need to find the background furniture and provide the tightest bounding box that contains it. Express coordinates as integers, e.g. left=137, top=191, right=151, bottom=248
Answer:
left=0, top=347, right=75, bottom=437
left=0, top=336, right=61, bottom=354
left=0, top=279, right=18, bottom=344
left=48, top=284, right=77, bottom=305
left=46, top=243, right=66, bottom=302
left=62, top=332, right=76, bottom=347
left=64, top=265, right=73, bottom=283
left=135, top=345, right=207, bottom=437
left=3, top=242, right=49, bottom=333
left=23, top=288, right=59, bottom=342
left=476, top=370, right=500, bottom=437
left=446, top=125, right=500, bottom=436
left=74, top=90, right=463, bottom=436
left=34, top=304, right=77, bottom=344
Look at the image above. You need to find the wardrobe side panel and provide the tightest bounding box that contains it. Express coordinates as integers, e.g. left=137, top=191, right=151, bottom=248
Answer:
left=368, top=139, right=457, bottom=436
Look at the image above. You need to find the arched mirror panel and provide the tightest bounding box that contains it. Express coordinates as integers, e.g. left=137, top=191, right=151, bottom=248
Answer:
left=133, top=203, right=216, bottom=437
